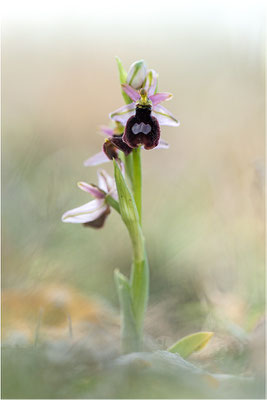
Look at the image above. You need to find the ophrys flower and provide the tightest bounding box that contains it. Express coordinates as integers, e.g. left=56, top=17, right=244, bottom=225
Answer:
left=61, top=170, right=117, bottom=228
left=84, top=124, right=169, bottom=167
left=109, top=71, right=180, bottom=149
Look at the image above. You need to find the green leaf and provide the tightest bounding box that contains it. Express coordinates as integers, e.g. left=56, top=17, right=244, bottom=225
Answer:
left=114, top=270, right=140, bottom=353
left=167, top=332, right=214, bottom=358
left=132, top=147, right=142, bottom=224
left=115, top=56, right=132, bottom=104
left=113, top=160, right=143, bottom=261
left=115, top=56, right=127, bottom=84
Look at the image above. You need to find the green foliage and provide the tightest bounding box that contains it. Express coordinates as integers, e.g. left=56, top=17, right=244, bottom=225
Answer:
left=115, top=57, right=132, bottom=104
left=168, top=331, right=214, bottom=358
left=114, top=270, right=139, bottom=353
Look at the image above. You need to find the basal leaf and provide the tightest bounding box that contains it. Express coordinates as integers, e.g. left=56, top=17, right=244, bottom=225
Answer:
left=167, top=331, right=214, bottom=358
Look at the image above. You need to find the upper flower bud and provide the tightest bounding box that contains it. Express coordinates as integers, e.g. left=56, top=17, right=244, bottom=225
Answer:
left=126, top=60, right=147, bottom=90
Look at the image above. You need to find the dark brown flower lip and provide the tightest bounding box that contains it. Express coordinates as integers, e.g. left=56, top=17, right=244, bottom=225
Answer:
left=103, top=139, right=119, bottom=160
left=122, top=108, right=160, bottom=150
left=103, top=135, right=133, bottom=160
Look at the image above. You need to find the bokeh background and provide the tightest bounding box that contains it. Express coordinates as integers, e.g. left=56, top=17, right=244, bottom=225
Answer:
left=2, top=0, right=265, bottom=398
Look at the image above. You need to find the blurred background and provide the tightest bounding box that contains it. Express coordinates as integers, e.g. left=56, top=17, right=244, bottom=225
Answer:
left=2, top=0, right=265, bottom=398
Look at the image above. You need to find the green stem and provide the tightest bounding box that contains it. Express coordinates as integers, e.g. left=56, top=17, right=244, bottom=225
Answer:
left=130, top=250, right=149, bottom=342
left=131, top=149, right=149, bottom=346
left=113, top=159, right=149, bottom=351
left=132, top=147, right=142, bottom=224
left=105, top=195, right=120, bottom=214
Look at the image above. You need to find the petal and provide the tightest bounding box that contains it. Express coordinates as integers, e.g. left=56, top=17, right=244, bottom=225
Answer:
left=149, top=92, right=173, bottom=106
left=121, top=84, right=140, bottom=102
left=83, top=151, right=110, bottom=167
left=62, top=199, right=107, bottom=223
left=97, top=169, right=116, bottom=194
left=152, top=104, right=180, bottom=127
left=155, top=139, right=169, bottom=149
left=109, top=103, right=136, bottom=125
left=144, top=69, right=158, bottom=96
left=126, top=60, right=147, bottom=89
left=77, top=181, right=105, bottom=199
left=83, top=207, right=110, bottom=229
left=100, top=125, right=114, bottom=137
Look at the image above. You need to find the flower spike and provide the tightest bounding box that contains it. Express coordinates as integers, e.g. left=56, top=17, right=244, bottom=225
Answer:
left=62, top=58, right=181, bottom=356
left=85, top=59, right=179, bottom=164
left=110, top=70, right=179, bottom=149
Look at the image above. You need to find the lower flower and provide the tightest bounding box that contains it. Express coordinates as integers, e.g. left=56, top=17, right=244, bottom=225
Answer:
left=61, top=170, right=117, bottom=229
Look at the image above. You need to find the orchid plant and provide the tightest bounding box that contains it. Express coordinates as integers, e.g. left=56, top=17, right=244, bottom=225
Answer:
left=62, top=59, right=213, bottom=355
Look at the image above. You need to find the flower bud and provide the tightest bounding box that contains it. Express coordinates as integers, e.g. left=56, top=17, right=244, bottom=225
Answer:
left=127, top=60, right=147, bottom=89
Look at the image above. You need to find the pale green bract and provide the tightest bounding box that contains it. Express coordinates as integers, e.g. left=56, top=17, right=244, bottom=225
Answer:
left=113, top=160, right=144, bottom=261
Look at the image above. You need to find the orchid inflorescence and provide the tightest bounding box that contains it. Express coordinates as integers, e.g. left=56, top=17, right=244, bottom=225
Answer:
left=62, top=59, right=179, bottom=228
left=62, top=58, right=179, bottom=352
